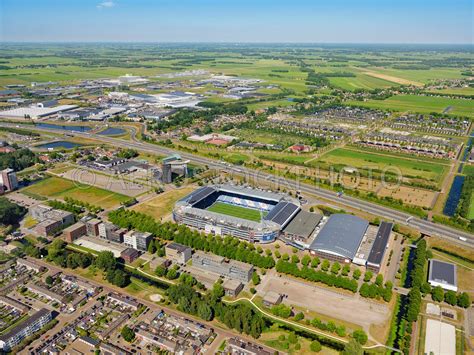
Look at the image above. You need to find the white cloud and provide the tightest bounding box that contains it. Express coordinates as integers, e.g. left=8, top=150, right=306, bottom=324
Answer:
left=97, top=1, right=115, bottom=9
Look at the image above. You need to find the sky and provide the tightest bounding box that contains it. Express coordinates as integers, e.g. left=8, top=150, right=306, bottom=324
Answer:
left=0, top=0, right=472, bottom=43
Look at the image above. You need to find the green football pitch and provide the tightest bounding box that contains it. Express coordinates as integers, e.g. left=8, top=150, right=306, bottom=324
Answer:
left=206, top=202, right=267, bottom=222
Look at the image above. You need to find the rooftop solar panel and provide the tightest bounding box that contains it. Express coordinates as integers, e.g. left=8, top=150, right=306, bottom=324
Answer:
left=271, top=203, right=299, bottom=226
left=264, top=202, right=287, bottom=221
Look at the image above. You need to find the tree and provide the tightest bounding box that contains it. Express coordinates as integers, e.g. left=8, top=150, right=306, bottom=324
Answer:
left=288, top=332, right=298, bottom=344
left=330, top=262, right=341, bottom=275
left=294, top=312, right=304, bottom=321
left=431, top=286, right=444, bottom=302
left=147, top=241, right=157, bottom=254
left=444, top=290, right=458, bottom=306
left=0, top=198, right=26, bottom=226
left=45, top=275, right=54, bottom=286
left=457, top=292, right=471, bottom=308
left=113, top=269, right=130, bottom=287
left=121, top=325, right=135, bottom=342
left=252, top=272, right=260, bottom=286
left=301, top=255, right=311, bottom=266
left=95, top=251, right=116, bottom=270
left=342, top=339, right=363, bottom=355
left=352, top=269, right=361, bottom=280
left=352, top=329, right=368, bottom=345
left=364, top=270, right=373, bottom=282
left=197, top=302, right=213, bottom=321
left=406, top=287, right=422, bottom=322
left=321, top=259, right=330, bottom=271
left=420, top=282, right=431, bottom=295
left=311, top=257, right=320, bottom=268
left=375, top=274, right=383, bottom=286
left=310, top=340, right=322, bottom=352
left=166, top=267, right=179, bottom=280
left=155, top=265, right=167, bottom=277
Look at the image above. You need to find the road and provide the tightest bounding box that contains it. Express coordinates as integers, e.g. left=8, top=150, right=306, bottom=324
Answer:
left=4, top=122, right=472, bottom=247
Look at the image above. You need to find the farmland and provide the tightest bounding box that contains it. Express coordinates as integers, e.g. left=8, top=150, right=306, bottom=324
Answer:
left=316, top=148, right=448, bottom=181
left=347, top=94, right=474, bottom=118
left=21, top=176, right=130, bottom=209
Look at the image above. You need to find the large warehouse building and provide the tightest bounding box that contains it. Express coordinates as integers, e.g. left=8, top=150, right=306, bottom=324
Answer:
left=173, top=185, right=300, bottom=243
left=309, top=214, right=393, bottom=269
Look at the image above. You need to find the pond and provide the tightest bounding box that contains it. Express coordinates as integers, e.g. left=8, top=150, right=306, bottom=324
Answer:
left=36, top=141, right=82, bottom=149
left=36, top=123, right=92, bottom=132
left=98, top=127, right=126, bottom=135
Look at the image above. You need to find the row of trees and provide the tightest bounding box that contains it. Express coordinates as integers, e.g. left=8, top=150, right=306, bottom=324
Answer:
left=108, top=209, right=275, bottom=269
left=275, top=259, right=359, bottom=293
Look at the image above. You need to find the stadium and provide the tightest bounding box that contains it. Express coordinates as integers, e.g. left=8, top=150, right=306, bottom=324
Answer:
left=173, top=185, right=301, bottom=243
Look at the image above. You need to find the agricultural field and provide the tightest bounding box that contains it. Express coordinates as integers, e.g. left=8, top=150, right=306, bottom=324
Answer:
left=316, top=148, right=448, bottom=181
left=427, top=87, right=474, bottom=96
left=347, top=94, right=474, bottom=118
left=329, top=73, right=399, bottom=91
left=206, top=202, right=265, bottom=222
left=21, top=175, right=130, bottom=209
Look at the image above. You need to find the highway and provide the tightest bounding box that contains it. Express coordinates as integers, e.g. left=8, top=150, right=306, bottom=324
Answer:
left=3, top=122, right=473, bottom=247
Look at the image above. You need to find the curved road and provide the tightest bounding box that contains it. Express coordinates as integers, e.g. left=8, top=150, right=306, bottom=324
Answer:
left=4, top=122, right=473, bottom=247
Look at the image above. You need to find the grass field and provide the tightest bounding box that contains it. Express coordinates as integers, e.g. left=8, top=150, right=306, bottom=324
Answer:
left=207, top=202, right=265, bottom=222
left=131, top=186, right=195, bottom=220
left=21, top=176, right=130, bottom=209
left=347, top=94, right=474, bottom=118
left=317, top=148, right=448, bottom=181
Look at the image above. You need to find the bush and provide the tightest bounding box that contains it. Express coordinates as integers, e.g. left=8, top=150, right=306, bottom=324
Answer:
left=310, top=340, right=322, bottom=352
left=352, top=329, right=368, bottom=345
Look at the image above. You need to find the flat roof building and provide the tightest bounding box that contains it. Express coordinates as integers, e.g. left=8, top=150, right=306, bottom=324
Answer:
left=63, top=222, right=87, bottom=243
left=428, top=259, right=458, bottom=292
left=123, top=231, right=153, bottom=251
left=121, top=247, right=141, bottom=264
left=282, top=210, right=322, bottom=242
left=223, top=279, right=244, bottom=297
left=366, top=222, right=393, bottom=272
left=309, top=214, right=369, bottom=263
left=192, top=251, right=253, bottom=283
left=0, top=308, right=52, bottom=352
left=165, top=242, right=192, bottom=264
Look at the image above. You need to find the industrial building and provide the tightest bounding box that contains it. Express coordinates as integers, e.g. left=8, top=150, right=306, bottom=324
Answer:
left=0, top=104, right=78, bottom=119
left=30, top=205, right=75, bottom=237
left=174, top=185, right=300, bottom=243
left=428, top=259, right=458, bottom=292
left=282, top=210, right=322, bottom=243
left=192, top=251, right=253, bottom=283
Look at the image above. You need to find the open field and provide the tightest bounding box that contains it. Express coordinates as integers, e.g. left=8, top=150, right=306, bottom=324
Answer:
left=427, top=87, right=474, bottom=96
left=257, top=272, right=391, bottom=333
left=317, top=148, right=448, bottom=181
left=21, top=175, right=130, bottom=208
left=60, top=167, right=150, bottom=197
left=207, top=202, right=265, bottom=222
left=329, top=73, right=400, bottom=91
left=131, top=186, right=195, bottom=220
left=347, top=94, right=474, bottom=118
left=364, top=67, right=465, bottom=83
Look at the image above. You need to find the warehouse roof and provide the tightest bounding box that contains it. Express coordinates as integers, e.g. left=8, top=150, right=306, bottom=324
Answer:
left=283, top=210, right=322, bottom=239
left=309, top=214, right=369, bottom=260
left=428, top=259, right=457, bottom=288
left=367, top=221, right=393, bottom=267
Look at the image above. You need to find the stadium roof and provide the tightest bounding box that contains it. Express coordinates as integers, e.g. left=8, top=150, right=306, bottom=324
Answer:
left=283, top=210, right=322, bottom=239
left=218, top=184, right=290, bottom=203
left=309, top=214, right=369, bottom=260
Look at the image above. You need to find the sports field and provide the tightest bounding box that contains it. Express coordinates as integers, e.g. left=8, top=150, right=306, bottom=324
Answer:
left=206, top=202, right=266, bottom=222
left=21, top=176, right=130, bottom=209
